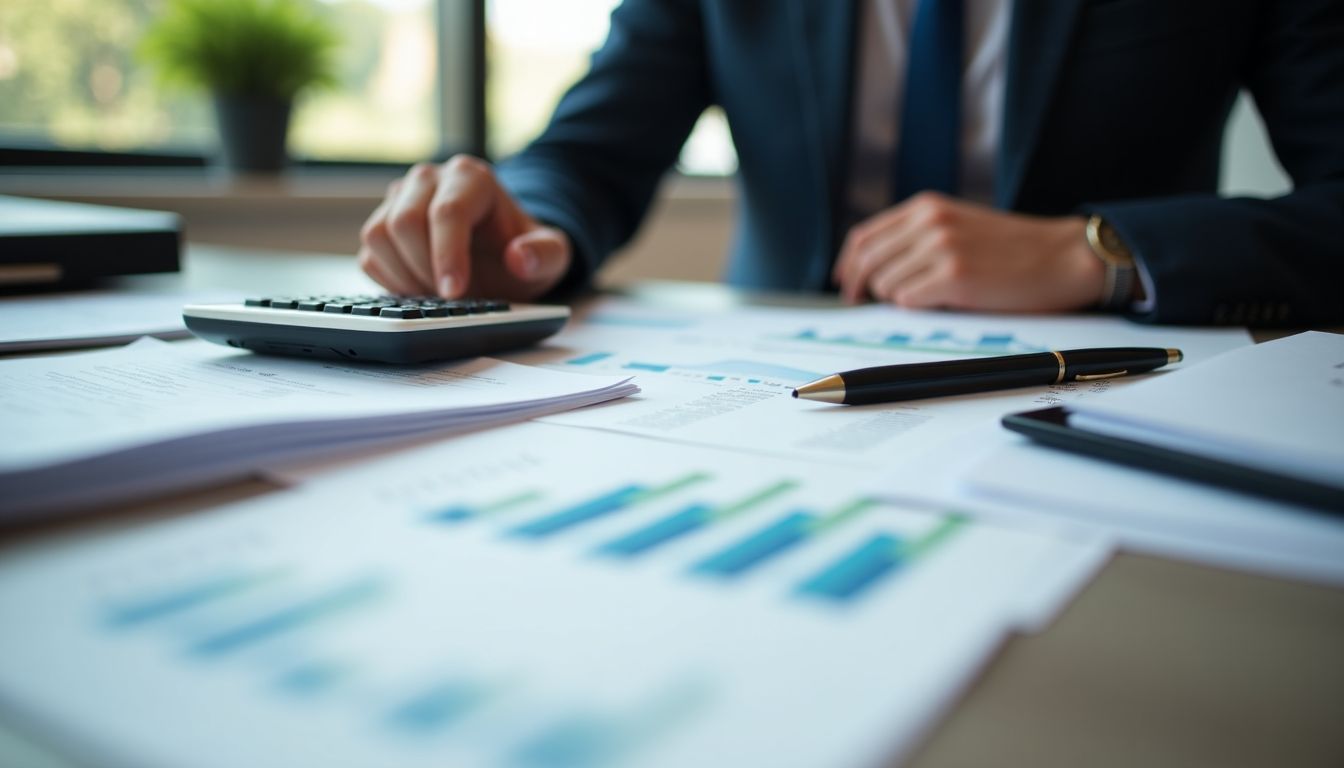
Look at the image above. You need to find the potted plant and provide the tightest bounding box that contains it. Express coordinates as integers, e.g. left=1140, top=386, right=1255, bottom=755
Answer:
left=141, top=0, right=337, bottom=173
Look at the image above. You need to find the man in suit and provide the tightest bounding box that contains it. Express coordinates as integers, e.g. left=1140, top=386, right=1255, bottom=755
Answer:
left=357, top=0, right=1344, bottom=325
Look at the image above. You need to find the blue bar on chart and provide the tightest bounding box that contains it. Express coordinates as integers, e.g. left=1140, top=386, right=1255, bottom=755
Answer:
left=597, top=480, right=799, bottom=560
left=598, top=504, right=714, bottom=557
left=511, top=474, right=709, bottom=540
left=692, top=512, right=814, bottom=578
left=188, top=576, right=384, bottom=658
left=624, top=361, right=670, bottom=373
left=431, top=507, right=473, bottom=523
left=274, top=660, right=348, bottom=696
left=386, top=680, right=490, bottom=735
left=511, top=716, right=619, bottom=768
left=510, top=485, right=647, bottom=539
left=978, top=333, right=1015, bottom=349
left=797, top=516, right=966, bottom=603
left=103, top=570, right=281, bottom=628
left=427, top=491, right=543, bottom=525
left=566, top=352, right=615, bottom=366
left=796, top=534, right=904, bottom=602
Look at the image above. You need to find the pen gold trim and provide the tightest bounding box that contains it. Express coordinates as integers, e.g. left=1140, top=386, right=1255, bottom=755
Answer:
left=1075, top=370, right=1128, bottom=381
left=1051, top=350, right=1066, bottom=384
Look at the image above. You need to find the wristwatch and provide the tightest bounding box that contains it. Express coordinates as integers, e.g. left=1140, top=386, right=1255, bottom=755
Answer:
left=1085, top=214, right=1138, bottom=310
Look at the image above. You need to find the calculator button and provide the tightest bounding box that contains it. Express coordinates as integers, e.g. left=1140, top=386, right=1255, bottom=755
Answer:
left=245, top=298, right=272, bottom=307
left=351, top=304, right=388, bottom=316
left=380, top=307, right=423, bottom=319
left=268, top=299, right=299, bottom=309
left=323, top=303, right=354, bottom=314
left=485, top=300, right=510, bottom=312
left=421, top=306, right=450, bottom=317
left=297, top=300, right=326, bottom=311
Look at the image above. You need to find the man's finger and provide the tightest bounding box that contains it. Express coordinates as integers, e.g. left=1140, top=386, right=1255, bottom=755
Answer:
left=869, top=245, right=936, bottom=304
left=832, top=201, right=924, bottom=287
left=358, top=195, right=425, bottom=296
left=384, top=164, right=440, bottom=291
left=358, top=245, right=420, bottom=296
left=886, top=261, right=955, bottom=309
left=427, top=156, right=500, bottom=298
left=504, top=227, right=572, bottom=290
left=841, top=223, right=923, bottom=304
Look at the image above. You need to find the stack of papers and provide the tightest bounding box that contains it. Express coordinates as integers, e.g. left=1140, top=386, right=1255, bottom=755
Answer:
left=0, top=338, right=637, bottom=519
left=0, top=423, right=1107, bottom=768
left=7, top=294, right=1316, bottom=768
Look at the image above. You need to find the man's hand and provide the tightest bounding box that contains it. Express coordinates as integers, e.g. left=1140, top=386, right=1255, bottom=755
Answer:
left=358, top=155, right=572, bottom=300
left=832, top=193, right=1105, bottom=312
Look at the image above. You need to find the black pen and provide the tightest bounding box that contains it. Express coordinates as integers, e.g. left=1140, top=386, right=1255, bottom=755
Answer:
left=792, top=347, right=1183, bottom=405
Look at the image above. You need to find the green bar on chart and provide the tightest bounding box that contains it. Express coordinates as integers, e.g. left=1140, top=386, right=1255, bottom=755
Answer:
left=598, top=480, right=799, bottom=558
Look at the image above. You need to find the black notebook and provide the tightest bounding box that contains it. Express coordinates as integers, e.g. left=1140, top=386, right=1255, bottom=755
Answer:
left=0, top=195, right=180, bottom=288
left=1002, top=332, right=1344, bottom=514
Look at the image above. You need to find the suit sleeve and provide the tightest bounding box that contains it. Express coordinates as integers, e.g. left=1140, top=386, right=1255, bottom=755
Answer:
left=1089, top=0, right=1344, bottom=325
left=494, top=0, right=711, bottom=296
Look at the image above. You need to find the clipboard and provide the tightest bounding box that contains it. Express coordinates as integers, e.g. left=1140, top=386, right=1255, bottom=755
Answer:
left=1001, top=406, right=1344, bottom=514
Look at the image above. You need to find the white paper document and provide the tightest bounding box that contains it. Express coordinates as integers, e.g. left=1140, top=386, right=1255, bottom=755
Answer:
left=0, top=290, right=240, bottom=352
left=1067, top=331, right=1344, bottom=490
left=0, top=424, right=1107, bottom=768
left=508, top=299, right=1252, bottom=467
left=0, top=339, right=637, bottom=518
left=959, top=428, right=1344, bottom=585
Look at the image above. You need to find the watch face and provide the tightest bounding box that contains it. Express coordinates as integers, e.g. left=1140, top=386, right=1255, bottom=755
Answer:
left=1098, top=222, right=1135, bottom=265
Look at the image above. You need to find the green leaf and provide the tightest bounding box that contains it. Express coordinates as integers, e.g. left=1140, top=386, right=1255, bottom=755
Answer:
left=138, top=0, right=338, bottom=101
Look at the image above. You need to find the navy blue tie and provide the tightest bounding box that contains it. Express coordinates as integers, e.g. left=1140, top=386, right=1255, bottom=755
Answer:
left=892, top=0, right=965, bottom=202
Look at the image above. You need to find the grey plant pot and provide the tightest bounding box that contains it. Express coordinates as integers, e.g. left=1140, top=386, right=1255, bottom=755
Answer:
left=212, top=93, right=293, bottom=174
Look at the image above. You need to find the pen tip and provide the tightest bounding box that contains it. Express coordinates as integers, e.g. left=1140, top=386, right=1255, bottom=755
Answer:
left=791, top=389, right=799, bottom=398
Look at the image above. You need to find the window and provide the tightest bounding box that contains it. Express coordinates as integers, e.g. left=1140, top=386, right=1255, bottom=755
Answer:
left=1, top=0, right=733, bottom=173
left=485, top=0, right=737, bottom=175
left=0, top=0, right=462, bottom=163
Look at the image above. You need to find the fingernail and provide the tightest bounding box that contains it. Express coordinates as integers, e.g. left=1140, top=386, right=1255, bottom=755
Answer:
left=438, top=275, right=455, bottom=298
left=521, top=247, right=539, bottom=276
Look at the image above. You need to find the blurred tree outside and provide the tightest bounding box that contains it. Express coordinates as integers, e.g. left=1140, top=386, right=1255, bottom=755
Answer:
left=0, top=0, right=437, bottom=161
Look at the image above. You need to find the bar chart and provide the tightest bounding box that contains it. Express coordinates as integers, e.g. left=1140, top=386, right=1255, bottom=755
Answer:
left=418, top=466, right=967, bottom=606
left=781, top=328, right=1047, bottom=356
left=564, top=351, right=820, bottom=388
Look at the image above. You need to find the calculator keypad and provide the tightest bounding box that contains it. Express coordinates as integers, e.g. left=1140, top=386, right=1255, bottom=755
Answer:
left=244, top=296, right=511, bottom=319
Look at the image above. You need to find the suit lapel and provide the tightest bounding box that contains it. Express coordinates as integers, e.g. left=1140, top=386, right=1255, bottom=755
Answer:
left=790, top=0, right=859, bottom=287
left=997, top=0, right=1088, bottom=208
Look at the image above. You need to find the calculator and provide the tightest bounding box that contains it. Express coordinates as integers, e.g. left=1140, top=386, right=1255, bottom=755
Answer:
left=183, top=295, right=570, bottom=364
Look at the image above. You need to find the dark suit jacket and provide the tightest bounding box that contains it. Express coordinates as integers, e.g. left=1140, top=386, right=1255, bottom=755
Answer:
left=497, top=0, right=1344, bottom=325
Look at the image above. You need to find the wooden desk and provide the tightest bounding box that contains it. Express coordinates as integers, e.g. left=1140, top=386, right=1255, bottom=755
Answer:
left=2, top=247, right=1341, bottom=768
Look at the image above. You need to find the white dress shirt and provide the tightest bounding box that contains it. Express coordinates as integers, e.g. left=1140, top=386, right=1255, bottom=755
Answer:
left=846, top=0, right=1014, bottom=226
